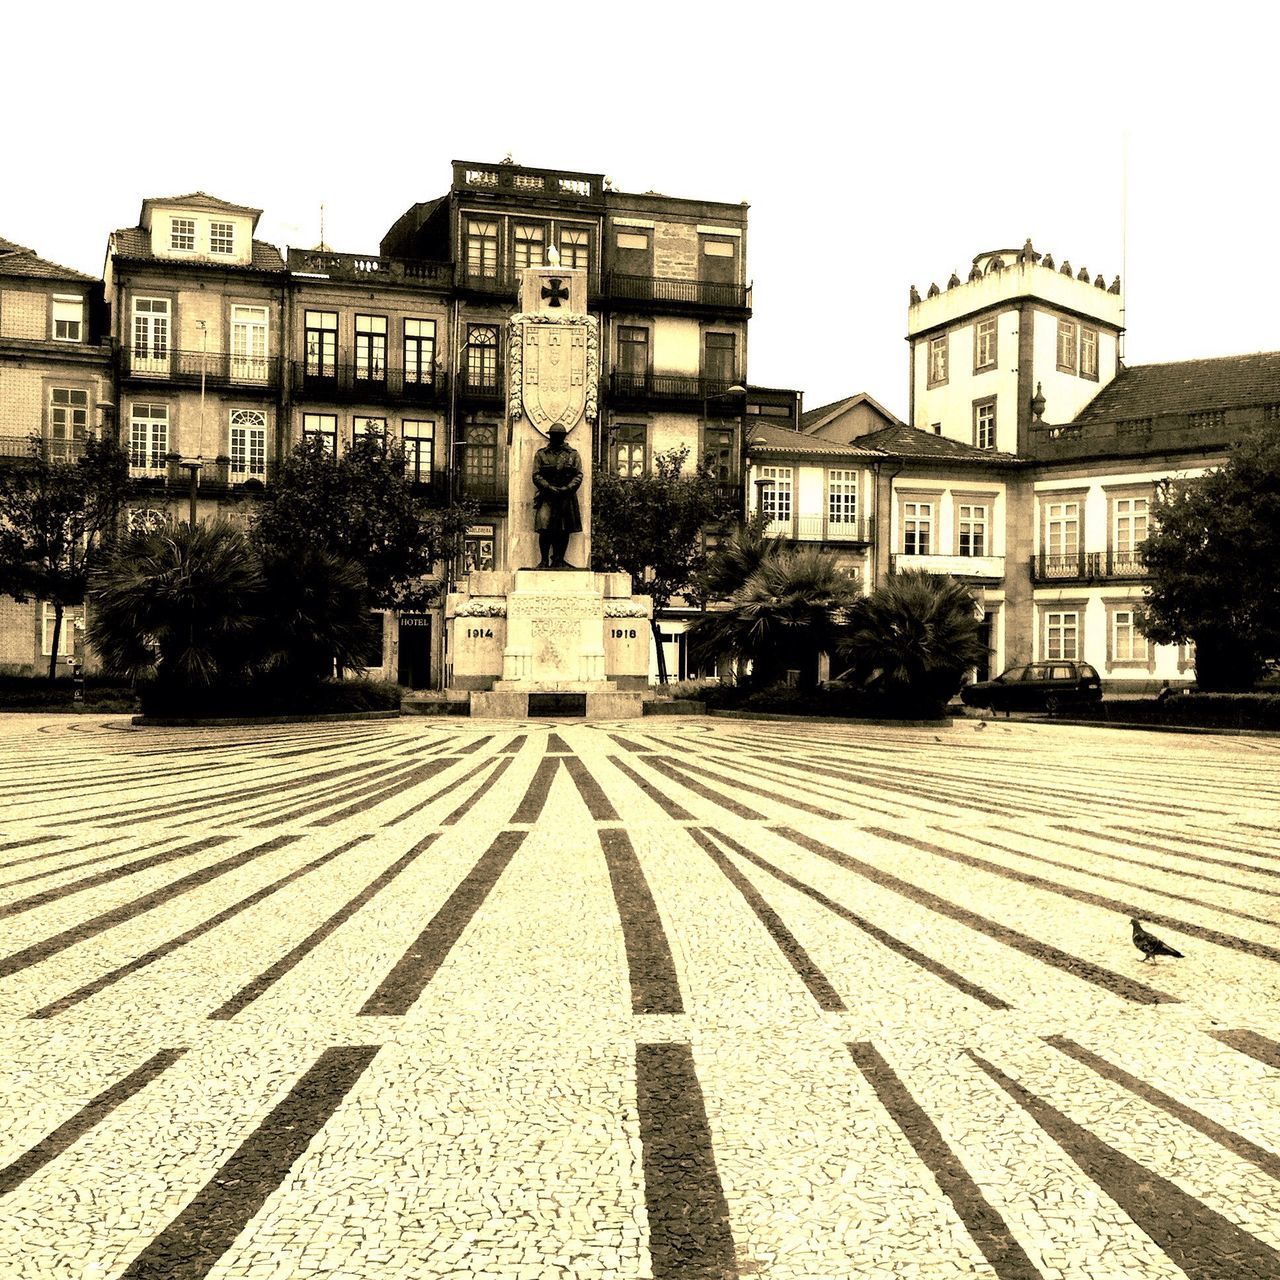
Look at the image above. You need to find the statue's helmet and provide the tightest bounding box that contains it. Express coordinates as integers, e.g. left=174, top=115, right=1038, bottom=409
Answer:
left=548, top=424, right=568, bottom=437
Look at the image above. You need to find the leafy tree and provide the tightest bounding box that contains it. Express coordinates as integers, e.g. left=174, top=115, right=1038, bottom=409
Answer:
left=1140, top=429, right=1280, bottom=691
left=591, top=445, right=734, bottom=682
left=837, top=570, right=986, bottom=715
left=687, top=545, right=860, bottom=689
left=251, top=434, right=473, bottom=612
left=0, top=435, right=131, bottom=680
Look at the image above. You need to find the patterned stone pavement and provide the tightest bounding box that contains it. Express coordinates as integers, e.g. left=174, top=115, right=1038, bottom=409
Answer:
left=0, top=712, right=1278, bottom=1279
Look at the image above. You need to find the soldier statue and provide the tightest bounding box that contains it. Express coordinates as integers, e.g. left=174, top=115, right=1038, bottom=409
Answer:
left=532, top=423, right=582, bottom=568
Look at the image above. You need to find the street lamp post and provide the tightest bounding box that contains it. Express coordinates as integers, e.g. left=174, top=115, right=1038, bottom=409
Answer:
left=178, top=459, right=202, bottom=525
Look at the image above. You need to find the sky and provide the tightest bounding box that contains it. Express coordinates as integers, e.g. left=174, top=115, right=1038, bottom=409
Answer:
left=4, top=2, right=1277, bottom=415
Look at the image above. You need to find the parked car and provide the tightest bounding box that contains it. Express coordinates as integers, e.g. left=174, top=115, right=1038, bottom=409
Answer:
left=960, top=661, right=1102, bottom=714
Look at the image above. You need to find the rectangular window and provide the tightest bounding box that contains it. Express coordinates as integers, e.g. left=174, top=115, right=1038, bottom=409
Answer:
left=304, top=311, right=338, bottom=379
left=1056, top=319, right=1077, bottom=373
left=403, top=318, right=436, bottom=386
left=828, top=470, right=858, bottom=530
left=354, top=416, right=387, bottom=444
left=461, top=423, right=498, bottom=498
left=702, top=239, right=735, bottom=257
left=1046, top=610, right=1079, bottom=661
left=303, top=413, right=337, bottom=456
left=704, top=331, right=736, bottom=384
left=402, top=420, right=435, bottom=485
left=355, top=314, right=387, bottom=384
left=1113, top=495, right=1149, bottom=572
left=1045, top=500, right=1080, bottom=557
left=230, top=304, right=269, bottom=382
left=958, top=503, right=988, bottom=556
left=42, top=603, right=74, bottom=659
left=210, top=221, right=235, bottom=255
left=513, top=223, right=545, bottom=270
left=1080, top=326, right=1098, bottom=379
left=613, top=424, right=646, bottom=477
left=466, top=324, right=498, bottom=389
left=466, top=219, right=498, bottom=278
left=229, top=409, right=267, bottom=477
left=974, top=317, right=997, bottom=370
left=52, top=296, right=84, bottom=342
left=973, top=399, right=996, bottom=450
left=902, top=501, right=932, bottom=555
left=170, top=218, right=195, bottom=251
left=132, top=296, right=170, bottom=373
left=129, top=402, right=168, bottom=469
left=49, top=387, right=89, bottom=458
left=703, top=426, right=735, bottom=486
left=1111, top=609, right=1147, bottom=663
left=616, top=326, right=649, bottom=381
left=558, top=226, right=591, bottom=269
left=616, top=230, right=649, bottom=251
left=760, top=466, right=792, bottom=527
left=928, top=335, right=948, bottom=386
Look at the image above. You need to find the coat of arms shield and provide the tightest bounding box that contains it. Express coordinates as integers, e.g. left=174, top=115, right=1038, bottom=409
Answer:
left=521, top=323, right=587, bottom=432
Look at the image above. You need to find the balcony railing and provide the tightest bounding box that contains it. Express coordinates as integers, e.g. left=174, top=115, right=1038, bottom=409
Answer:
left=457, top=372, right=504, bottom=402
left=292, top=361, right=449, bottom=404
left=287, top=248, right=452, bottom=288
left=122, top=349, right=282, bottom=390
left=0, top=434, right=91, bottom=462
left=127, top=453, right=280, bottom=489
left=453, top=467, right=508, bottom=504
left=599, top=271, right=750, bottom=312
left=892, top=552, right=1005, bottom=580
left=794, top=514, right=875, bottom=544
left=1028, top=406, right=1258, bottom=461
left=455, top=265, right=520, bottom=296
left=1030, top=550, right=1149, bottom=583
left=607, top=371, right=744, bottom=407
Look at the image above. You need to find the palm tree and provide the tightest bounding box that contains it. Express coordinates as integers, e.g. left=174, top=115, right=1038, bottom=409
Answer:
left=89, top=519, right=264, bottom=693
left=838, top=570, right=987, bottom=715
left=689, top=546, right=859, bottom=688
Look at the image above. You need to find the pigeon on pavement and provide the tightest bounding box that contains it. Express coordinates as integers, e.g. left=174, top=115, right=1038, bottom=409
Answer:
left=1130, top=918, right=1183, bottom=962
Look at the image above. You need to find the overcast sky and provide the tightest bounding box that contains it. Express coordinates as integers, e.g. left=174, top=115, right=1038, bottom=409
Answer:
left=4, top=3, right=1275, bottom=414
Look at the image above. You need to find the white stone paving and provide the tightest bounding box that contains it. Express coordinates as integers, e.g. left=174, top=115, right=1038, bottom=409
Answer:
left=0, top=712, right=1277, bottom=1278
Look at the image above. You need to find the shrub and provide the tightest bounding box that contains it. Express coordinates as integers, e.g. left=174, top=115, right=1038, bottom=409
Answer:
left=138, top=677, right=401, bottom=719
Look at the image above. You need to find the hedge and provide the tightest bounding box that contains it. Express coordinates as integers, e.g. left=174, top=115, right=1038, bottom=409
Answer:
left=137, top=677, right=402, bottom=718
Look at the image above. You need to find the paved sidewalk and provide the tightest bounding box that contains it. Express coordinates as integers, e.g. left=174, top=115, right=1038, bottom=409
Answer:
left=1, top=714, right=1278, bottom=1278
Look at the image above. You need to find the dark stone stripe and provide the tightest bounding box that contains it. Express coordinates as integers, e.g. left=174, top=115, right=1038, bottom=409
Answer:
left=546, top=732, right=573, bottom=754
left=501, top=734, right=527, bottom=754
left=1044, top=1035, right=1280, bottom=1182
left=698, top=747, right=899, bottom=818
left=1052, top=825, right=1280, bottom=883
left=0, top=835, right=231, bottom=920
left=0, top=834, right=300, bottom=980
left=0, top=833, right=192, bottom=887
left=634, top=1042, right=738, bottom=1280
left=1210, top=1028, right=1280, bottom=1070
left=387, top=756, right=499, bottom=826
left=454, top=733, right=494, bottom=755
left=710, top=829, right=1009, bottom=1010
left=316, top=759, right=456, bottom=827
left=868, top=827, right=1280, bottom=966
left=608, top=734, right=653, bottom=754
left=510, top=755, right=561, bottom=824
left=0, top=831, right=61, bottom=860
left=847, top=1042, right=1043, bottom=1280
left=780, top=827, right=1176, bottom=1006
left=662, top=755, right=845, bottom=820
left=946, top=827, right=1280, bottom=928
left=691, top=829, right=845, bottom=1011
left=607, top=756, right=694, bottom=820
left=441, top=757, right=514, bottom=826
left=30, top=838, right=369, bottom=1019
left=599, top=828, right=683, bottom=1015
left=0, top=1048, right=186, bottom=1196
left=641, top=756, right=764, bottom=820
left=117, top=1046, right=379, bottom=1280
left=967, top=1050, right=1280, bottom=1280
left=562, top=756, right=620, bottom=821
left=359, top=830, right=526, bottom=1016
left=253, top=758, right=445, bottom=828
left=209, top=833, right=440, bottom=1020
left=1110, top=823, right=1280, bottom=864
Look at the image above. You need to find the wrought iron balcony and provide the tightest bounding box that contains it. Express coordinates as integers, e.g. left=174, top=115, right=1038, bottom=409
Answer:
left=292, top=361, right=449, bottom=405
left=453, top=466, right=508, bottom=504
left=599, top=271, right=750, bottom=313
left=457, top=372, right=504, bottom=402
left=1030, top=550, right=1150, bottom=582
left=127, top=453, right=280, bottom=489
left=607, top=371, right=744, bottom=408
left=287, top=248, right=452, bottom=288
left=454, top=265, right=519, bottom=296
left=121, top=349, right=282, bottom=390
left=795, top=514, right=875, bottom=545
left=1105, top=548, right=1147, bottom=578
left=0, top=434, right=91, bottom=462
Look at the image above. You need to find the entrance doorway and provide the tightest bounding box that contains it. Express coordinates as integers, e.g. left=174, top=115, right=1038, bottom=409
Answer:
left=976, top=611, right=994, bottom=682
left=398, top=615, right=432, bottom=689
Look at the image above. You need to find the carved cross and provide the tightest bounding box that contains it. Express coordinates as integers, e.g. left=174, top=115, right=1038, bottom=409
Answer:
left=540, top=276, right=569, bottom=308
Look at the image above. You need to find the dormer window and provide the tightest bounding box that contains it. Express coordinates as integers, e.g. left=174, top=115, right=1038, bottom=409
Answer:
left=210, top=221, right=235, bottom=255
left=170, top=218, right=195, bottom=251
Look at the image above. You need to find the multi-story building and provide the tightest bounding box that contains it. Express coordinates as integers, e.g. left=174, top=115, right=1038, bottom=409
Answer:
left=0, top=237, right=112, bottom=673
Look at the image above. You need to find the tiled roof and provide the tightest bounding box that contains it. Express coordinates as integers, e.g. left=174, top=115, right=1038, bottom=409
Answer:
left=857, top=423, right=1017, bottom=461
left=110, top=226, right=286, bottom=272
left=747, top=422, right=885, bottom=459
left=1073, top=352, right=1280, bottom=423
left=0, top=238, right=96, bottom=283
left=800, top=391, right=904, bottom=432
left=142, top=192, right=262, bottom=217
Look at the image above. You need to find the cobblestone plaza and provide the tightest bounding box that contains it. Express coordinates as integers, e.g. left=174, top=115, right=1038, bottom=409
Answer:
left=1, top=714, right=1278, bottom=1279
